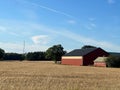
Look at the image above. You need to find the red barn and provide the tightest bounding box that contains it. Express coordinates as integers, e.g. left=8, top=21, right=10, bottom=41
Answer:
left=61, top=48, right=109, bottom=66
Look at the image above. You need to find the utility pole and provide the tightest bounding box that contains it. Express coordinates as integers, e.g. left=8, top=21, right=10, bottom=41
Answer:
left=23, top=40, right=25, bottom=54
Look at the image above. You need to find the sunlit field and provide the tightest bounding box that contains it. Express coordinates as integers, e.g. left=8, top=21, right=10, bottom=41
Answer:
left=0, top=61, right=120, bottom=90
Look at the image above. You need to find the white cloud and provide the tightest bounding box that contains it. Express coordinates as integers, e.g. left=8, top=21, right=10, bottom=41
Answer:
left=0, top=19, right=120, bottom=52
left=90, top=23, right=96, bottom=28
left=29, top=23, right=120, bottom=52
left=0, top=42, right=49, bottom=53
left=56, top=30, right=120, bottom=52
left=67, top=20, right=76, bottom=24
left=107, top=0, right=115, bottom=4
left=22, top=9, right=38, bottom=20
left=89, top=18, right=96, bottom=21
left=0, top=26, right=7, bottom=31
left=0, top=42, right=23, bottom=53
left=84, top=18, right=97, bottom=30
left=16, top=0, right=74, bottom=19
left=0, top=25, right=20, bottom=36
left=85, top=23, right=96, bottom=30
left=31, top=35, right=49, bottom=44
left=9, top=32, right=20, bottom=36
left=27, top=22, right=120, bottom=52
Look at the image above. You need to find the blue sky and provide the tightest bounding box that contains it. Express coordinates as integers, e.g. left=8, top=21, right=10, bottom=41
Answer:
left=0, top=0, right=120, bottom=53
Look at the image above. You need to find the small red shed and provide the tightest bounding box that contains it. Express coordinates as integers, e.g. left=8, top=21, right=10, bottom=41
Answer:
left=61, top=48, right=109, bottom=66
left=94, top=57, right=108, bottom=67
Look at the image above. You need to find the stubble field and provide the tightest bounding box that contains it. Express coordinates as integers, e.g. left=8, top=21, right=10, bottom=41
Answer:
left=0, top=61, right=120, bottom=90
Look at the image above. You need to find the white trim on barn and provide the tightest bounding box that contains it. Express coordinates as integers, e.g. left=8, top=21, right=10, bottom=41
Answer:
left=62, top=56, right=83, bottom=59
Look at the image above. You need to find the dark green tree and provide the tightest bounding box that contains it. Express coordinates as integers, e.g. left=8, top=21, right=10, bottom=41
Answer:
left=0, top=48, right=5, bottom=60
left=105, top=55, right=120, bottom=68
left=81, top=45, right=97, bottom=49
left=46, top=44, right=66, bottom=63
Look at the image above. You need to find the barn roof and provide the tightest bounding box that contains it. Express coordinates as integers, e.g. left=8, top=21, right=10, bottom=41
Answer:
left=64, top=48, right=98, bottom=56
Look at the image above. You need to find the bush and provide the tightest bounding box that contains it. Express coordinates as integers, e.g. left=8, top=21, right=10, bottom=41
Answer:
left=105, top=56, right=120, bottom=68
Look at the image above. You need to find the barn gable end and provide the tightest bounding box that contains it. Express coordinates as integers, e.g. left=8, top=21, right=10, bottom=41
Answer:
left=83, top=48, right=109, bottom=66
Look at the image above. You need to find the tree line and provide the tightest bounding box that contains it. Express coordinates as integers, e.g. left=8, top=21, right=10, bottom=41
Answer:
left=0, top=45, right=95, bottom=61
left=0, top=44, right=66, bottom=63
left=0, top=45, right=120, bottom=67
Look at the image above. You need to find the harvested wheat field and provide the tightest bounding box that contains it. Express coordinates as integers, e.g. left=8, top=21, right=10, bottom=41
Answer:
left=0, top=61, right=120, bottom=90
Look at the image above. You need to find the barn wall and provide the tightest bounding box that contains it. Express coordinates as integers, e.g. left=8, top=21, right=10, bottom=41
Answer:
left=94, top=62, right=106, bottom=67
left=83, top=48, right=109, bottom=66
left=61, top=56, right=83, bottom=66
